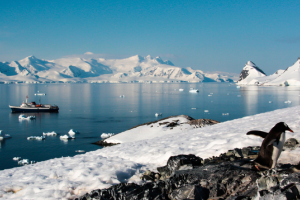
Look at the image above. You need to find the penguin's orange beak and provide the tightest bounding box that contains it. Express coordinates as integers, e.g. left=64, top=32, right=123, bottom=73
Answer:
left=288, top=128, right=294, bottom=132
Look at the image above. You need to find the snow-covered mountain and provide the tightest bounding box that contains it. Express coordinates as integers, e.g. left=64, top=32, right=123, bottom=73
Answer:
left=0, top=55, right=237, bottom=83
left=237, top=58, right=300, bottom=86
left=236, top=61, right=266, bottom=85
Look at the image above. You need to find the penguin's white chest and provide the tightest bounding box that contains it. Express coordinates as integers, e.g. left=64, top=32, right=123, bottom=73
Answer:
left=271, top=132, right=285, bottom=168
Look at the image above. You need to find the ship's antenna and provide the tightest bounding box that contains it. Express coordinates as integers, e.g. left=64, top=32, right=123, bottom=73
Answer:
left=26, top=95, right=28, bottom=103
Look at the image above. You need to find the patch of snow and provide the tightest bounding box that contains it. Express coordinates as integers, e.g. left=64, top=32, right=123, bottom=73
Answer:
left=101, top=133, right=115, bottom=139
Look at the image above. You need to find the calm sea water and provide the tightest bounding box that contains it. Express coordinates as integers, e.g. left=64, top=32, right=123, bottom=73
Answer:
left=0, top=83, right=299, bottom=170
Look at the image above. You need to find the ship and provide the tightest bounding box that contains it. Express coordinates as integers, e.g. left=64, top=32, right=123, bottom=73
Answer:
left=9, top=96, right=59, bottom=113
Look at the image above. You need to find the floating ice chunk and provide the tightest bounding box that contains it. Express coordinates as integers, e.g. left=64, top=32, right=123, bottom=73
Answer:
left=13, top=157, right=21, bottom=161
left=204, top=110, right=209, bottom=113
left=19, top=115, right=35, bottom=120
left=237, top=95, right=241, bottom=97
left=191, top=108, right=197, bottom=109
left=43, top=131, right=57, bottom=136
left=155, top=113, right=162, bottom=117
left=34, top=93, right=46, bottom=96
left=75, top=150, right=85, bottom=153
left=179, top=89, right=184, bottom=91
left=284, top=100, right=292, bottom=104
left=60, top=135, right=75, bottom=140
left=189, top=88, right=199, bottom=93
left=222, top=113, right=229, bottom=116
left=27, top=136, right=45, bottom=140
left=269, top=101, right=272, bottom=103
left=236, top=86, right=241, bottom=88
left=208, top=95, right=212, bottom=96
left=120, top=95, right=125, bottom=98
left=68, top=129, right=79, bottom=135
left=18, top=159, right=29, bottom=165
left=101, top=133, right=115, bottom=139
left=0, top=130, right=11, bottom=140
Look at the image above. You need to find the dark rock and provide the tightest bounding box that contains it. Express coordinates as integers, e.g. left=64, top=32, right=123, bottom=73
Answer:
left=91, top=140, right=119, bottom=147
left=157, top=154, right=203, bottom=180
left=188, top=119, right=219, bottom=128
left=77, top=149, right=300, bottom=200
left=283, top=138, right=300, bottom=150
left=76, top=182, right=169, bottom=200
left=165, top=161, right=260, bottom=199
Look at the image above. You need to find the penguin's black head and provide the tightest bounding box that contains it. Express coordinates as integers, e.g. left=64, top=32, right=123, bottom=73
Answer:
left=274, top=122, right=293, bottom=132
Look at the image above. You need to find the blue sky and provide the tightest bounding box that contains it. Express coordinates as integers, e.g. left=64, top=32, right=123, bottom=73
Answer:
left=0, top=0, right=299, bottom=74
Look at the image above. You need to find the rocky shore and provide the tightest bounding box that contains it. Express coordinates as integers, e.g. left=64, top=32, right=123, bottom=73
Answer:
left=77, top=138, right=300, bottom=200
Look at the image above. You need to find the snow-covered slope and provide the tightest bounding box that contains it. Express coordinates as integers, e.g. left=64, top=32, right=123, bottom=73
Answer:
left=237, top=61, right=266, bottom=85
left=0, top=55, right=236, bottom=83
left=264, top=58, right=300, bottom=86
left=0, top=106, right=300, bottom=199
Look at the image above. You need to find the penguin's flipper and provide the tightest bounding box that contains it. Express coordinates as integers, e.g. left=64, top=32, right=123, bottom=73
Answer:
left=246, top=131, right=268, bottom=138
left=267, top=139, right=276, bottom=146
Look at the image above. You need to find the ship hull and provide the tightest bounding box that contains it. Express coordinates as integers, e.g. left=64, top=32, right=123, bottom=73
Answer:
left=10, top=107, right=59, bottom=113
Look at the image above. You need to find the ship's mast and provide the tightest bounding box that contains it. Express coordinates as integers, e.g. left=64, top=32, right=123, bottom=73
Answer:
left=26, top=95, right=28, bottom=103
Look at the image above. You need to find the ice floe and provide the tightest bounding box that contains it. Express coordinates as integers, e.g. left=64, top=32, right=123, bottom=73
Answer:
left=60, top=135, right=75, bottom=140
left=75, top=150, right=85, bottom=153
left=155, top=113, right=162, bottom=117
left=19, top=115, right=36, bottom=120
left=0, top=130, right=11, bottom=140
left=12, top=157, right=21, bottom=161
left=27, top=136, right=45, bottom=140
left=68, top=129, right=79, bottom=135
left=43, top=131, right=57, bottom=136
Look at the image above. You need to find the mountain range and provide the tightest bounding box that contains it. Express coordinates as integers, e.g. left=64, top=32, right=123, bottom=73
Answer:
left=0, top=55, right=238, bottom=84
left=237, top=58, right=300, bottom=86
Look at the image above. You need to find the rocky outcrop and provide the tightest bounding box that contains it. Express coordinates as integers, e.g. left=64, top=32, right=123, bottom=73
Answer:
left=92, top=116, right=220, bottom=147
left=79, top=139, right=300, bottom=200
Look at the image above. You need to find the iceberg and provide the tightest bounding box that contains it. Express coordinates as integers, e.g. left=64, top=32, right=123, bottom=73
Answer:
left=0, top=130, right=11, bottom=140
left=189, top=88, right=199, bottom=93
left=13, top=157, right=21, bottom=161
left=179, top=88, right=184, bottom=91
left=60, top=135, right=75, bottom=140
left=19, top=115, right=36, bottom=120
left=27, top=136, right=45, bottom=140
left=155, top=113, right=162, bottom=117
left=18, top=159, right=29, bottom=165
left=43, top=131, right=57, bottom=136
left=68, top=129, right=79, bottom=135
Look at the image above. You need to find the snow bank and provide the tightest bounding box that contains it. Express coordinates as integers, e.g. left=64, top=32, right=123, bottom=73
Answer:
left=0, top=106, right=300, bottom=199
left=101, top=133, right=115, bottom=139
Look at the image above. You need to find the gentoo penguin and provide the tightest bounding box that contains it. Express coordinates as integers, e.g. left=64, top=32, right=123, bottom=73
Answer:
left=247, top=122, right=293, bottom=170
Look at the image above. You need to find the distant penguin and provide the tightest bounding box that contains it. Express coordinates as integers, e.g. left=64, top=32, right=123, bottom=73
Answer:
left=247, top=122, right=293, bottom=170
